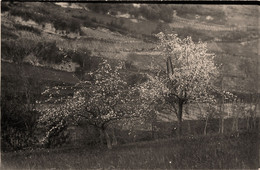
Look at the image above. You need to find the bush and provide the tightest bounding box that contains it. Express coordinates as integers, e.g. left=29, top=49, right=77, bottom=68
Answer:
left=86, top=4, right=112, bottom=14
left=83, top=19, right=98, bottom=29
left=53, top=18, right=81, bottom=34
left=91, top=17, right=97, bottom=23
left=34, top=41, right=64, bottom=64
left=43, top=123, right=70, bottom=148
left=1, top=39, right=36, bottom=62
left=14, top=24, right=41, bottom=35
left=139, top=5, right=173, bottom=23
left=126, top=73, right=148, bottom=86
left=1, top=77, right=40, bottom=151
left=10, top=8, right=48, bottom=24
left=67, top=49, right=102, bottom=80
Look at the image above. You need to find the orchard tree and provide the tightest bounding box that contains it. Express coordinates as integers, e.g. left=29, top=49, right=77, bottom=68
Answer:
left=37, top=59, right=141, bottom=149
left=139, top=32, right=224, bottom=136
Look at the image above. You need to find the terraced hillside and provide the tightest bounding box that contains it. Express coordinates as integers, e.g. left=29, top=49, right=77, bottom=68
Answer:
left=1, top=2, right=259, bottom=119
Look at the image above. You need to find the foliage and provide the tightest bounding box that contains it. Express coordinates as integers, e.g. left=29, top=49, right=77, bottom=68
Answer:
left=36, top=60, right=142, bottom=148
left=34, top=41, right=64, bottom=64
left=67, top=48, right=102, bottom=80
left=1, top=39, right=36, bottom=62
left=126, top=73, right=148, bottom=87
left=173, top=27, right=214, bottom=42
left=9, top=3, right=81, bottom=34
left=10, top=7, right=48, bottom=24
left=1, top=100, right=40, bottom=151
left=152, top=22, right=172, bottom=35
left=13, top=24, right=42, bottom=35
left=86, top=4, right=173, bottom=23
left=139, top=5, right=173, bottom=23
left=2, top=39, right=65, bottom=64
left=138, top=32, right=226, bottom=135
left=150, top=32, right=220, bottom=102
left=80, top=16, right=98, bottom=29
left=68, top=60, right=140, bottom=129
left=1, top=75, right=41, bottom=151
left=53, top=18, right=81, bottom=34
left=86, top=4, right=112, bottom=14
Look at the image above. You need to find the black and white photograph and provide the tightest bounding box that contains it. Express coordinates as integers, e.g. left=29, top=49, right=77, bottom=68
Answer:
left=1, top=1, right=259, bottom=169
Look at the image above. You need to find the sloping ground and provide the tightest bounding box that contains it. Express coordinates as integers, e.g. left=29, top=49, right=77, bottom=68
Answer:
left=1, top=61, right=80, bottom=85
left=170, top=15, right=234, bottom=31
left=222, top=5, right=259, bottom=27
left=1, top=8, right=157, bottom=62
left=2, top=2, right=259, bottom=96
left=2, top=132, right=258, bottom=169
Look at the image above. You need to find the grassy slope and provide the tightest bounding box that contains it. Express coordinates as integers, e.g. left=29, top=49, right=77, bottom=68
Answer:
left=1, top=3, right=259, bottom=92
left=1, top=132, right=258, bottom=169
left=1, top=61, right=79, bottom=85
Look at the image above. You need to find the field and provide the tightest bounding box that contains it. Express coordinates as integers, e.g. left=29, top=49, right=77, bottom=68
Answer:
left=1, top=3, right=259, bottom=169
left=1, top=131, right=258, bottom=169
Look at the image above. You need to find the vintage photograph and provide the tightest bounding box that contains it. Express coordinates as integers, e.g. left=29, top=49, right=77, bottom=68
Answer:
left=1, top=1, right=259, bottom=169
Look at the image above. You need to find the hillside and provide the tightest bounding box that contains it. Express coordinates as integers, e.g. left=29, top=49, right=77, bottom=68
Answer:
left=1, top=2, right=259, bottom=100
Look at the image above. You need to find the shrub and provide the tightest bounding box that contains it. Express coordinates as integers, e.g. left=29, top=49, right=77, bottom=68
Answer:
left=10, top=8, right=48, bottom=24
left=53, top=18, right=81, bottom=34
left=34, top=41, right=64, bottom=64
left=139, top=5, right=173, bottom=23
left=14, top=24, right=41, bottom=35
left=1, top=76, right=41, bottom=151
left=91, top=17, right=97, bottom=23
left=126, top=73, right=148, bottom=86
left=86, top=4, right=112, bottom=14
left=53, top=20, right=68, bottom=32
left=67, top=49, right=102, bottom=80
left=1, top=39, right=36, bottom=62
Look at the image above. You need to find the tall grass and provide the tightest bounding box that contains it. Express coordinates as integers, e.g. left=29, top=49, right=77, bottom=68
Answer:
left=2, top=132, right=258, bottom=169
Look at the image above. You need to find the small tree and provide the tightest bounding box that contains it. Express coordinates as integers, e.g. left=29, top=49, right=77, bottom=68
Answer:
left=37, top=60, right=140, bottom=149
left=139, top=32, right=221, bottom=136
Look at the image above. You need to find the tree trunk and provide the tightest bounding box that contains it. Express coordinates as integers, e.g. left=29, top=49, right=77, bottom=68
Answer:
left=253, top=103, right=257, bottom=129
left=218, top=103, right=224, bottom=134
left=99, top=129, right=104, bottom=145
left=204, top=115, right=208, bottom=135
left=111, top=128, right=117, bottom=146
left=177, top=100, right=184, bottom=137
left=232, top=118, right=236, bottom=132
left=151, top=122, right=154, bottom=139
left=104, top=129, right=112, bottom=149
left=219, top=118, right=225, bottom=134
left=246, top=116, right=250, bottom=130
left=236, top=117, right=239, bottom=131
left=221, top=118, right=224, bottom=134
left=232, top=116, right=239, bottom=132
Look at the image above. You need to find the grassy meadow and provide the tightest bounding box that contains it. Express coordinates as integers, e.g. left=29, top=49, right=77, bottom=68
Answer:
left=1, top=131, right=258, bottom=169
